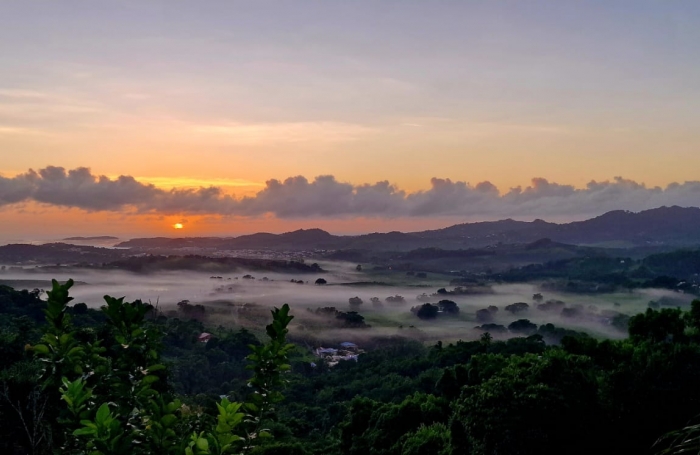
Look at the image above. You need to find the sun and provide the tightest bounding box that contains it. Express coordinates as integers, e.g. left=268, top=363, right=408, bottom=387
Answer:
left=173, top=223, right=184, bottom=229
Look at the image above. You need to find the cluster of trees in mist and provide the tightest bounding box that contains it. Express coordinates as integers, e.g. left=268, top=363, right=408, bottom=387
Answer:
left=3, top=281, right=700, bottom=454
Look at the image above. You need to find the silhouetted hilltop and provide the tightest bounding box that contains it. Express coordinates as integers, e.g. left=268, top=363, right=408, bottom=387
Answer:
left=221, top=228, right=336, bottom=250
left=0, top=243, right=129, bottom=264
left=558, top=206, right=700, bottom=244
left=120, top=228, right=337, bottom=251
left=115, top=206, right=700, bottom=251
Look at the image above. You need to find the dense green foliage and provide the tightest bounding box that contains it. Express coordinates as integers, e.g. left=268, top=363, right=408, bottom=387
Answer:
left=0, top=281, right=293, bottom=455
left=2, top=281, right=700, bottom=454
left=495, top=252, right=700, bottom=296
left=272, top=299, right=700, bottom=455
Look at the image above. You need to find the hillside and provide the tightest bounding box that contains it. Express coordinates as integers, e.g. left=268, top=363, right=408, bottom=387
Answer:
left=116, top=206, right=700, bottom=252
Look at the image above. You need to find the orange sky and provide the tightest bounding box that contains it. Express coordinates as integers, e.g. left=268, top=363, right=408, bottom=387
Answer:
left=1, top=2, right=699, bottom=241
left=1, top=203, right=503, bottom=243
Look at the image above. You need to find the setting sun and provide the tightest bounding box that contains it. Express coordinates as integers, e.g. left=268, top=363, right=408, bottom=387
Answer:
left=173, top=223, right=184, bottom=229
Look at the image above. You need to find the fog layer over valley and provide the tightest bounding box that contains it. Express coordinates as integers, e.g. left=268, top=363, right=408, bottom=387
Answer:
left=0, top=258, right=683, bottom=346
left=3, top=208, right=700, bottom=347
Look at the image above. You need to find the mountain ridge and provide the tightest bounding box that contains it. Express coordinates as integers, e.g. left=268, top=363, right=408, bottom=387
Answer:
left=114, top=206, right=700, bottom=251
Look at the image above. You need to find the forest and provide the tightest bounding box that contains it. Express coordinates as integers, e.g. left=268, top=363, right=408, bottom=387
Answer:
left=4, top=0, right=700, bottom=452
left=1, top=277, right=700, bottom=455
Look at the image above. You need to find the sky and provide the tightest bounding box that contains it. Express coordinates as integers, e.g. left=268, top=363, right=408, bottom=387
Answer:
left=1, top=1, right=699, bottom=241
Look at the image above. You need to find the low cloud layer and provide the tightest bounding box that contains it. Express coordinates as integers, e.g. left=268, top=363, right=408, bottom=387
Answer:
left=1, top=166, right=699, bottom=220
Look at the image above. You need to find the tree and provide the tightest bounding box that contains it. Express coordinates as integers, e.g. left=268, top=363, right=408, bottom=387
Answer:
left=401, top=423, right=451, bottom=455
left=480, top=332, right=493, bottom=345
left=508, top=319, right=538, bottom=335
left=416, top=304, right=439, bottom=320
left=685, top=299, right=700, bottom=330
left=537, top=299, right=565, bottom=313
left=458, top=351, right=599, bottom=455
left=438, top=300, right=459, bottom=315
left=628, top=308, right=686, bottom=343
left=505, top=302, right=529, bottom=314
left=339, top=393, right=449, bottom=455
left=336, top=311, right=367, bottom=328
left=348, top=297, right=363, bottom=307
left=315, top=278, right=327, bottom=285
left=29, top=279, right=294, bottom=455
left=385, top=295, right=406, bottom=304
left=178, top=300, right=206, bottom=320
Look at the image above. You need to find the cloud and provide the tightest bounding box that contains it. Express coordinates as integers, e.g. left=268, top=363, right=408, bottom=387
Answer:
left=1, top=166, right=700, bottom=220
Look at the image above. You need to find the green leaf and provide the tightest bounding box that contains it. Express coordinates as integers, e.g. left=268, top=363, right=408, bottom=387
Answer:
left=141, top=375, right=159, bottom=385
left=95, top=403, right=111, bottom=424
left=160, top=414, right=177, bottom=427
left=31, top=344, right=50, bottom=354
left=195, top=437, right=209, bottom=451
left=73, top=427, right=96, bottom=436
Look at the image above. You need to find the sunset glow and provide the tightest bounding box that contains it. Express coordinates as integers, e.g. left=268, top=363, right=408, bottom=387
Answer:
left=3, top=4, right=700, bottom=452
left=0, top=1, right=699, bottom=241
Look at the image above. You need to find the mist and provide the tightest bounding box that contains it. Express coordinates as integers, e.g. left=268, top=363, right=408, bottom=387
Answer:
left=1, top=259, right=680, bottom=346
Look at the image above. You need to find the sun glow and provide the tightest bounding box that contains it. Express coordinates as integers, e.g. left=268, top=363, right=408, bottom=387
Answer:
left=173, top=223, right=184, bottom=229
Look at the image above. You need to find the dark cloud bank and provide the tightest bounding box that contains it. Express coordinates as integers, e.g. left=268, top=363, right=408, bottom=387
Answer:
left=1, top=166, right=699, bottom=219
